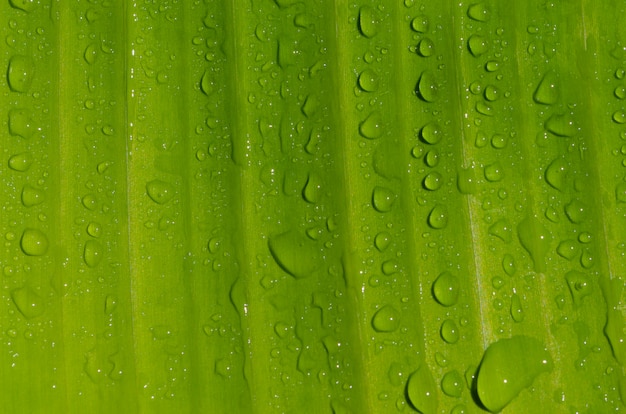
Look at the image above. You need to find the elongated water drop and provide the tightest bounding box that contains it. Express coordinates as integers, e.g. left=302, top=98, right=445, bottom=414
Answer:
left=9, top=0, right=37, bottom=11
left=7, top=55, right=35, bottom=92
left=406, top=364, right=438, bottom=414
left=477, top=336, right=552, bottom=413
left=84, top=240, right=103, bottom=268
left=416, top=71, right=439, bottom=102
left=268, top=231, right=320, bottom=278
left=533, top=71, right=559, bottom=105
left=510, top=294, right=524, bottom=322
left=302, top=173, right=322, bottom=204
left=358, top=6, right=379, bottom=38
left=200, top=70, right=214, bottom=96
left=545, top=158, right=568, bottom=191
left=517, top=216, right=551, bottom=272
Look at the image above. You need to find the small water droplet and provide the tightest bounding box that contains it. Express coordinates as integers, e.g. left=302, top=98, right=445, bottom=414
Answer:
left=565, top=270, right=592, bottom=306
left=359, top=112, right=383, bottom=139
left=545, top=113, right=575, bottom=137
left=420, top=122, right=443, bottom=144
left=510, top=294, right=524, bottom=322
left=416, top=71, right=439, bottom=102
left=485, top=60, right=500, bottom=72
left=21, top=185, right=44, bottom=207
left=146, top=180, right=175, bottom=204
left=614, top=85, right=626, bottom=99
left=428, top=205, right=448, bottom=229
left=406, top=364, right=438, bottom=414
left=424, top=149, right=439, bottom=167
left=268, top=231, right=320, bottom=278
left=467, top=3, right=490, bottom=21
left=440, top=319, right=460, bottom=344
left=441, top=370, right=464, bottom=397
left=372, top=305, right=400, bottom=332
left=417, top=38, right=435, bottom=57
left=423, top=172, right=443, bottom=191
left=8, top=152, right=33, bottom=171
left=476, top=336, right=552, bottom=413
left=20, top=228, right=48, bottom=256
left=533, top=71, right=559, bottom=105
left=372, top=186, right=396, bottom=212
left=488, top=219, right=511, bottom=242
left=358, top=69, right=379, bottom=92
left=84, top=240, right=103, bottom=268
left=517, top=216, right=551, bottom=272
left=492, top=276, right=505, bottom=289
left=11, top=287, right=44, bottom=319
left=432, top=272, right=460, bottom=306
left=502, top=254, right=516, bottom=276
left=613, top=110, right=626, bottom=124
left=410, top=15, right=429, bottom=33
left=7, top=55, right=35, bottom=93
left=468, top=35, right=488, bottom=57
left=375, top=232, right=391, bottom=252
left=358, top=6, right=379, bottom=38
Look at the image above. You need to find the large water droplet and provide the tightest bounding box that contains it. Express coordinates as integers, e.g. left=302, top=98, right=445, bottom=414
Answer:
left=545, top=113, right=575, bottom=137
left=359, top=112, right=383, bottom=139
left=428, top=204, right=448, bottom=229
left=406, top=364, right=438, bottom=414
left=440, top=319, right=460, bottom=343
left=146, top=180, right=175, bottom=204
left=432, top=271, right=460, bottom=306
left=7, top=55, right=35, bottom=93
left=11, top=287, right=44, bottom=319
left=371, top=305, right=400, bottom=332
left=517, top=216, right=551, bottom=272
left=358, top=69, right=379, bottom=92
left=268, top=230, right=320, bottom=278
left=477, top=336, right=552, bottom=413
left=565, top=270, right=592, bottom=306
left=21, top=185, right=44, bottom=207
left=20, top=228, right=48, bottom=256
left=372, top=186, right=396, bottom=212
left=533, top=71, right=559, bottom=105
left=8, top=152, right=33, bottom=171
left=358, top=6, right=379, bottom=38
left=467, top=3, right=490, bottom=21
left=468, top=35, right=488, bottom=57
left=545, top=158, right=568, bottom=191
left=441, top=370, right=464, bottom=397
left=416, top=71, right=439, bottom=102
left=84, top=240, right=103, bottom=268
left=8, top=109, right=34, bottom=138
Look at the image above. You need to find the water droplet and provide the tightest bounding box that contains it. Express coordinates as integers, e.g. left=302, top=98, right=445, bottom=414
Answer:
left=440, top=319, right=460, bottom=344
left=372, top=305, right=400, bottom=332
left=87, top=222, right=102, bottom=238
left=475, top=101, right=493, bottom=116
left=9, top=0, right=38, bottom=12
left=200, top=70, right=214, bottom=96
left=20, top=228, right=48, bottom=256
left=502, top=254, right=516, bottom=276
left=477, top=336, right=552, bottom=413
left=613, top=110, right=626, bottom=124
left=484, top=162, right=503, bottom=182
left=82, top=194, right=98, bottom=211
left=451, top=405, right=467, bottom=414
left=406, top=364, right=438, bottom=414
left=375, top=232, right=391, bottom=252
left=420, top=122, right=443, bottom=144
left=484, top=85, right=500, bottom=101
left=565, top=270, right=592, bottom=306
left=441, top=370, right=464, bottom=397
left=8, top=152, right=33, bottom=171
left=510, top=294, right=524, bottom=322
left=564, top=200, right=586, bottom=223
left=372, top=186, right=396, bottom=212
left=492, top=276, right=505, bottom=289
left=359, top=112, right=383, bottom=139
left=533, top=71, right=559, bottom=105
left=432, top=271, right=460, bottom=306
left=410, top=15, right=429, bottom=33
left=615, top=85, right=626, bottom=99
left=545, top=158, right=568, bottom=191
left=268, top=230, right=320, bottom=278
left=556, top=239, right=578, bottom=260
left=11, top=287, right=44, bottom=319
left=423, top=172, right=443, bottom=191
left=358, top=6, right=379, bottom=38
left=491, top=133, right=507, bottom=149
left=416, top=71, right=439, bottom=102
left=545, top=113, right=575, bottom=137
left=468, top=35, right=488, bottom=57
left=457, top=166, right=477, bottom=194
left=467, top=3, right=490, bottom=21
left=428, top=205, right=448, bottom=229
left=303, top=173, right=322, bottom=204
left=488, top=219, right=511, bottom=242
left=8, top=109, right=34, bottom=138
left=105, top=295, right=118, bottom=314
left=301, top=95, right=319, bottom=118
left=358, top=69, right=379, bottom=92
left=84, top=240, right=103, bottom=268
left=21, top=185, right=44, bottom=207
left=146, top=180, right=175, bottom=204
left=417, top=38, right=435, bottom=57
left=424, top=149, right=439, bottom=167
left=485, top=60, right=500, bottom=72
left=616, top=182, right=626, bottom=203
left=7, top=55, right=35, bottom=93
left=84, top=43, right=98, bottom=64
left=517, top=216, right=551, bottom=272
